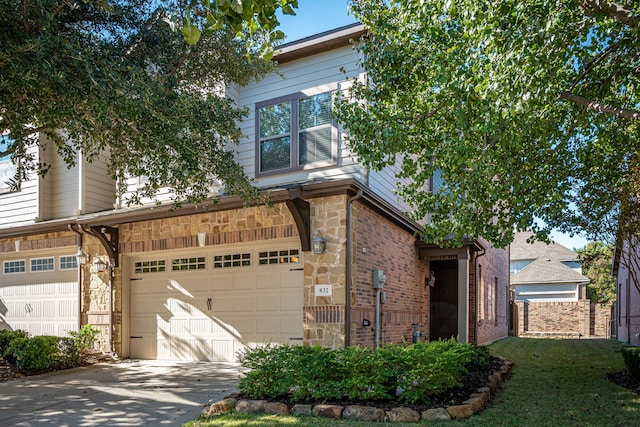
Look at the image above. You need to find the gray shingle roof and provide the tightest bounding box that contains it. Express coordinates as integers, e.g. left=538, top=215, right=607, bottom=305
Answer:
left=510, top=232, right=580, bottom=262
left=511, top=257, right=589, bottom=284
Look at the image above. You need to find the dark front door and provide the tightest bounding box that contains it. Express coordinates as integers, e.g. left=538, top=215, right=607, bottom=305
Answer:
left=430, top=260, right=458, bottom=341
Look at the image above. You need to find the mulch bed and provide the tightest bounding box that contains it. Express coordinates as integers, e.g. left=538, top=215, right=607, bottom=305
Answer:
left=606, top=371, right=640, bottom=394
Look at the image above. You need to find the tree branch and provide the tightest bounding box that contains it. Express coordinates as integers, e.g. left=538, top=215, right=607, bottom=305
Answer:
left=581, top=0, right=640, bottom=28
left=567, top=37, right=624, bottom=92
left=558, top=91, right=640, bottom=120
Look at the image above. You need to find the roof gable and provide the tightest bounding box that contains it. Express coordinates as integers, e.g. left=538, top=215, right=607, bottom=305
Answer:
left=511, top=257, right=588, bottom=284
left=510, top=232, right=580, bottom=262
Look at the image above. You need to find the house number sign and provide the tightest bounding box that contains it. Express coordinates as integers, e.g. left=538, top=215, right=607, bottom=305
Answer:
left=315, top=285, right=332, bottom=297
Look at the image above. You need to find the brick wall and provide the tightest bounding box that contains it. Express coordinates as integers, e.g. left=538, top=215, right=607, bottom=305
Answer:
left=475, top=239, right=510, bottom=344
left=351, top=202, right=427, bottom=349
left=591, top=303, right=613, bottom=337
left=515, top=300, right=591, bottom=336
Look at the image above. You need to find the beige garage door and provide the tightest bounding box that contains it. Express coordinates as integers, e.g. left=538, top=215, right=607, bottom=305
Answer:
left=0, top=250, right=79, bottom=336
left=128, top=239, right=304, bottom=361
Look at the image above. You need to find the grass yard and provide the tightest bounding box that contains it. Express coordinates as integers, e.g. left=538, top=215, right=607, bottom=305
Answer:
left=184, top=338, right=640, bottom=426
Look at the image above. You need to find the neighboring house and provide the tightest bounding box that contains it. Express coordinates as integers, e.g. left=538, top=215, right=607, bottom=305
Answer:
left=0, top=24, right=509, bottom=361
left=510, top=232, right=610, bottom=337
left=612, top=238, right=640, bottom=345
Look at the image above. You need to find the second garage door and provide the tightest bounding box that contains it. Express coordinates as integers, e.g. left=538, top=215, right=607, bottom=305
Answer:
left=127, top=239, right=304, bottom=361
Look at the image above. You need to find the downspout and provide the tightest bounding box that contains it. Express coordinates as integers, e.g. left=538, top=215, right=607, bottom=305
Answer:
left=474, top=248, right=486, bottom=344
left=345, top=189, right=363, bottom=347
left=68, top=224, right=84, bottom=331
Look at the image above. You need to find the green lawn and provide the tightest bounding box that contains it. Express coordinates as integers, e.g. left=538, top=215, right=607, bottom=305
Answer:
left=184, top=338, right=640, bottom=426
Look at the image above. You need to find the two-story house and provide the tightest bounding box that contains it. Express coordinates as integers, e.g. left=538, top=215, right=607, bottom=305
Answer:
left=509, top=231, right=610, bottom=338
left=0, top=24, right=509, bottom=361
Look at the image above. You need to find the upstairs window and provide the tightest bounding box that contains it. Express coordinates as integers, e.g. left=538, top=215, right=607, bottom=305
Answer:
left=0, top=134, right=17, bottom=194
left=257, top=91, right=337, bottom=176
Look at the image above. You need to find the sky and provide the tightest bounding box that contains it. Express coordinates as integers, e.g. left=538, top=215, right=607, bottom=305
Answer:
left=277, top=1, right=591, bottom=251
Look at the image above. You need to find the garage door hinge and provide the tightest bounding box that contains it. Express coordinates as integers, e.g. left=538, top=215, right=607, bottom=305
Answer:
left=130, top=336, right=143, bottom=339
left=289, top=268, right=304, bottom=271
left=130, top=278, right=142, bottom=281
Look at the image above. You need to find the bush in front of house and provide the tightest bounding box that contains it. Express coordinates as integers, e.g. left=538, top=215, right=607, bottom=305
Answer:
left=1, top=325, right=99, bottom=373
left=621, top=346, right=640, bottom=379
left=237, top=338, right=491, bottom=405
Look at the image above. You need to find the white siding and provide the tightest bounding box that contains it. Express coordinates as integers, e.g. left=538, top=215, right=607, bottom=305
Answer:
left=368, top=153, right=415, bottom=213
left=82, top=155, right=116, bottom=214
left=514, top=283, right=579, bottom=302
left=0, top=143, right=40, bottom=228
left=49, top=146, right=79, bottom=219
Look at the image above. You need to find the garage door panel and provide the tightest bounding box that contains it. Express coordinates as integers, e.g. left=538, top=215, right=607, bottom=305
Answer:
left=129, top=241, right=303, bottom=361
left=212, top=276, right=233, bottom=290
left=281, top=294, right=302, bottom=311
left=257, top=272, right=281, bottom=289
left=257, top=295, right=280, bottom=311
left=131, top=316, right=156, bottom=334
left=212, top=296, right=234, bottom=312
left=231, top=318, right=257, bottom=335
left=232, top=275, right=256, bottom=290
left=233, top=296, right=256, bottom=312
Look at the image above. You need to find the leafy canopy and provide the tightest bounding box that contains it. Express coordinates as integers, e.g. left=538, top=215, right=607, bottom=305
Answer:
left=0, top=0, right=274, bottom=205
left=576, top=241, right=616, bottom=304
left=337, top=0, right=640, bottom=247
left=182, top=0, right=298, bottom=59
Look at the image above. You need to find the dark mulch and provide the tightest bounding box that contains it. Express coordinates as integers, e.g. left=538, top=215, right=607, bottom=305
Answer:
left=235, top=356, right=506, bottom=412
left=606, top=370, right=640, bottom=394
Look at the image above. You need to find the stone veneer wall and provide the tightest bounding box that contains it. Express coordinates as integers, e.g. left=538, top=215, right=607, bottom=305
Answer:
left=514, top=300, right=591, bottom=336
left=351, top=202, right=427, bottom=348
left=303, top=195, right=348, bottom=347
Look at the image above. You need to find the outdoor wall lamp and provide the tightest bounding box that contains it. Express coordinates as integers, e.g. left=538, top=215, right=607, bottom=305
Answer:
left=312, top=230, right=326, bottom=254
left=92, top=256, right=108, bottom=272
left=76, top=247, right=90, bottom=266
left=426, top=271, right=436, bottom=287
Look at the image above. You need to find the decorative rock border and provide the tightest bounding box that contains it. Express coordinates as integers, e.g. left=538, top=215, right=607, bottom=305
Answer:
left=205, top=357, right=514, bottom=422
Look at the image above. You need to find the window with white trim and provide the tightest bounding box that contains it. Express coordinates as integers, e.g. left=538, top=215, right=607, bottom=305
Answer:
left=214, top=253, right=251, bottom=268
left=258, top=249, right=300, bottom=265
left=257, top=91, right=337, bottom=175
left=172, top=257, right=206, bottom=271
left=3, top=260, right=25, bottom=274
left=0, top=134, right=18, bottom=194
left=60, top=255, right=78, bottom=270
left=134, top=260, right=166, bottom=274
left=31, top=257, right=54, bottom=272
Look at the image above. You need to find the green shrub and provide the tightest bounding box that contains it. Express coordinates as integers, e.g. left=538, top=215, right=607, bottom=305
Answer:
left=237, top=339, right=492, bottom=405
left=0, top=329, right=29, bottom=357
left=621, top=346, right=640, bottom=379
left=5, top=335, right=60, bottom=372
left=1, top=325, right=98, bottom=373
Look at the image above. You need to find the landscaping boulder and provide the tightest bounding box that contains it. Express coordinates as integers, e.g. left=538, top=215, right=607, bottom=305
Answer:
left=206, top=398, right=236, bottom=415
left=343, top=405, right=385, bottom=422
left=386, top=407, right=420, bottom=422
left=235, top=399, right=266, bottom=413
left=422, top=407, right=451, bottom=421
left=312, top=404, right=344, bottom=419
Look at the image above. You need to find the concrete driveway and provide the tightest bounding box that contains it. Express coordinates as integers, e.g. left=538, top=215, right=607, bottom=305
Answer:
left=0, top=360, right=241, bottom=427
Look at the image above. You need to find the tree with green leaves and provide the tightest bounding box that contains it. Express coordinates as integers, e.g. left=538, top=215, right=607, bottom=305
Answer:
left=182, top=0, right=298, bottom=59
left=577, top=241, right=616, bottom=304
left=336, top=0, right=640, bottom=248
left=0, top=0, right=275, bottom=205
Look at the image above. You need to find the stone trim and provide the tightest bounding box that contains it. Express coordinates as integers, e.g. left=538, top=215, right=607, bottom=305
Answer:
left=0, top=235, right=76, bottom=252
left=119, top=225, right=298, bottom=254
left=205, top=357, right=514, bottom=422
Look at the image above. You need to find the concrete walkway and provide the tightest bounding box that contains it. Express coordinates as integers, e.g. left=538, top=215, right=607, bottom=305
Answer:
left=0, top=360, right=241, bottom=426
